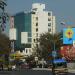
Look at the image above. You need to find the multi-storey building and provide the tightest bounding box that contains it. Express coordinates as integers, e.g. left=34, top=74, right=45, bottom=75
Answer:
left=14, top=3, right=56, bottom=54
left=14, top=12, right=31, bottom=50
left=31, top=3, right=56, bottom=49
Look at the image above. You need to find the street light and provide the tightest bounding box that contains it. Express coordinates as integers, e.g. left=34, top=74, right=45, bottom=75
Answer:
left=51, top=33, right=57, bottom=75
left=51, top=43, right=56, bottom=75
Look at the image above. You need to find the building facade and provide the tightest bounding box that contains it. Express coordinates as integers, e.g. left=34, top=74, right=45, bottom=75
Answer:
left=14, top=3, right=56, bottom=54
left=31, top=3, right=56, bottom=49
left=14, top=12, right=31, bottom=50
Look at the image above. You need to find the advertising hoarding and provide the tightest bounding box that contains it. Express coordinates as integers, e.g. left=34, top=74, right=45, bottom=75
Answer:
left=21, top=32, right=28, bottom=44
left=9, top=28, right=16, bottom=40
left=63, top=28, right=75, bottom=44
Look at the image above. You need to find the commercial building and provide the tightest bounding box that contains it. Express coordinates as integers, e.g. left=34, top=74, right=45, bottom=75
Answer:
left=14, top=3, right=56, bottom=55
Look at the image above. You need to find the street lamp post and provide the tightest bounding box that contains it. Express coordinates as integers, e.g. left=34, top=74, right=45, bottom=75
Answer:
left=51, top=34, right=57, bottom=75
left=52, top=42, right=56, bottom=75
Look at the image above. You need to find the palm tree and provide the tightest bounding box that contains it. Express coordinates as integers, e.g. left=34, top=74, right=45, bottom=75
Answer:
left=36, top=32, right=63, bottom=60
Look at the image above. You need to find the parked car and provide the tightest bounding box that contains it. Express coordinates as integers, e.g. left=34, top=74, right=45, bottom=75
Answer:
left=21, top=63, right=29, bottom=69
left=52, top=58, right=68, bottom=75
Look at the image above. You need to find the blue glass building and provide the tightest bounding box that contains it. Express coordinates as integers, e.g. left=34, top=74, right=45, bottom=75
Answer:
left=14, top=12, right=32, bottom=50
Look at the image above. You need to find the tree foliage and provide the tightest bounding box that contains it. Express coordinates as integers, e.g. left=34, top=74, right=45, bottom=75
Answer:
left=0, top=32, right=11, bottom=55
left=36, top=32, right=63, bottom=60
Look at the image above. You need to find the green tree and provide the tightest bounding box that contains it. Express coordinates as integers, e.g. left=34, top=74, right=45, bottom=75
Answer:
left=36, top=32, right=63, bottom=60
left=0, top=32, right=11, bottom=55
left=0, top=32, right=11, bottom=65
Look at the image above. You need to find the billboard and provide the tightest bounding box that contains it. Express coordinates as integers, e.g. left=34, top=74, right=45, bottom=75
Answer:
left=21, top=32, right=28, bottom=44
left=10, top=16, right=14, bottom=28
left=63, top=27, right=75, bottom=44
left=9, top=28, right=16, bottom=40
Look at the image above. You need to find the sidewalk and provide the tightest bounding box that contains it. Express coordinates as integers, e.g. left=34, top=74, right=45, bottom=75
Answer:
left=32, top=68, right=75, bottom=73
left=68, top=69, right=75, bottom=73
left=32, top=68, right=51, bottom=71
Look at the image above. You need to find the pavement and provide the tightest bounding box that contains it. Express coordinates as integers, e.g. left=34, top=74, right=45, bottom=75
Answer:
left=32, top=68, right=75, bottom=73
left=68, top=69, right=75, bottom=73
left=32, top=68, right=51, bottom=70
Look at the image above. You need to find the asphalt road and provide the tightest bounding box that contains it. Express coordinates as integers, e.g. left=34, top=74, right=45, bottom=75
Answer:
left=0, top=70, right=75, bottom=75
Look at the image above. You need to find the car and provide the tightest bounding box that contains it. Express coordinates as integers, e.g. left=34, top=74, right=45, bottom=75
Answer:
left=21, top=63, right=29, bottom=69
left=51, top=58, right=68, bottom=75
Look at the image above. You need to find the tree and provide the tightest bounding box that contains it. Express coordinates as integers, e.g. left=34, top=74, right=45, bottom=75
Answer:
left=0, top=0, right=10, bottom=66
left=0, top=0, right=8, bottom=31
left=0, top=0, right=10, bottom=54
left=0, top=0, right=7, bottom=10
left=0, top=32, right=11, bottom=55
left=36, top=32, right=63, bottom=60
left=0, top=32, right=11, bottom=66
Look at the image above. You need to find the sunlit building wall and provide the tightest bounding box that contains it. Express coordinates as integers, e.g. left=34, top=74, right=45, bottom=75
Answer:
left=31, top=3, right=56, bottom=49
left=14, top=3, right=56, bottom=53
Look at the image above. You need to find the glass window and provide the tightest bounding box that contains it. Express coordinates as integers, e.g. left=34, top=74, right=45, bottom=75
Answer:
left=34, top=39, right=35, bottom=42
left=48, top=23, right=51, bottom=26
left=36, top=33, right=38, bottom=37
left=28, top=38, right=31, bottom=42
left=31, top=11, right=35, bottom=14
left=26, top=49, right=27, bottom=53
left=36, top=28, right=38, bottom=32
left=28, top=32, right=32, bottom=37
left=48, top=28, right=51, bottom=32
left=36, top=22, right=38, bottom=26
left=33, top=8, right=37, bottom=11
left=36, top=44, right=38, bottom=48
left=36, top=38, right=38, bottom=42
left=48, top=12, right=51, bottom=16
left=48, top=18, right=51, bottom=21
left=36, top=17, right=38, bottom=20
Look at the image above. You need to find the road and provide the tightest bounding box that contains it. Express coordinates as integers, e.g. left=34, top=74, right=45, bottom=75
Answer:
left=0, top=69, right=75, bottom=75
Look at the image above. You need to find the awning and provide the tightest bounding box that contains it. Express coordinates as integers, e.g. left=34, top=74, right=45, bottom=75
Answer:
left=53, top=59, right=66, bottom=64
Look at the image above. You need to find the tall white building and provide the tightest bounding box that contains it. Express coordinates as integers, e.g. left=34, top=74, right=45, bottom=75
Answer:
left=14, top=3, right=56, bottom=55
left=31, top=3, right=56, bottom=49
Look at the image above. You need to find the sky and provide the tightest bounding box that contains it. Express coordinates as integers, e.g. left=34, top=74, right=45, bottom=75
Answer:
left=7, top=0, right=75, bottom=32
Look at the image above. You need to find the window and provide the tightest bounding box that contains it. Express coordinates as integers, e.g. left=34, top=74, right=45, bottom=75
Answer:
left=48, top=23, right=51, bottom=26
left=28, top=38, right=31, bottom=42
left=36, top=22, right=38, bottom=26
left=36, top=38, right=38, bottom=42
left=36, top=17, right=38, bottom=20
left=26, top=49, right=28, bottom=53
left=48, top=18, right=51, bottom=21
left=28, top=32, right=31, bottom=37
left=33, top=8, right=37, bottom=11
left=36, top=33, right=38, bottom=37
left=34, top=39, right=35, bottom=42
left=48, top=28, right=51, bottom=32
left=31, top=11, right=35, bottom=14
left=48, top=12, right=51, bottom=16
left=36, top=44, right=38, bottom=48
left=36, top=28, right=38, bottom=32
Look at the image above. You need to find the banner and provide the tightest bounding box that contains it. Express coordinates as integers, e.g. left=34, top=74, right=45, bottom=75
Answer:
left=60, top=46, right=75, bottom=61
left=63, top=28, right=75, bottom=44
